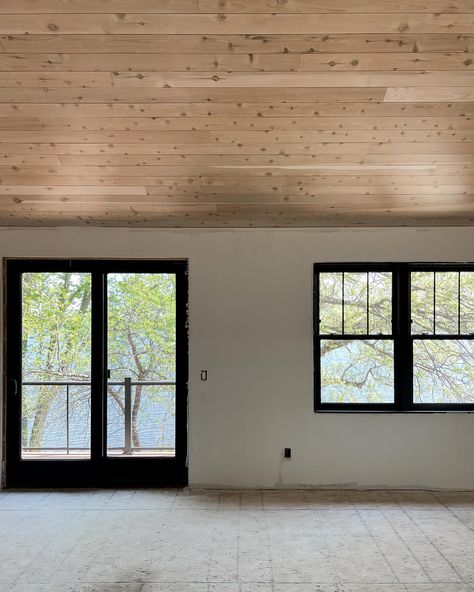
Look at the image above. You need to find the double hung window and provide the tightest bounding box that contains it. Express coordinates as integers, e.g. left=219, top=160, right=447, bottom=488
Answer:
left=314, top=264, right=474, bottom=411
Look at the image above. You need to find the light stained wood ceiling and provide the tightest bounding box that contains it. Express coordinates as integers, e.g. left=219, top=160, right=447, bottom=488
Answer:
left=1, top=0, right=474, bottom=227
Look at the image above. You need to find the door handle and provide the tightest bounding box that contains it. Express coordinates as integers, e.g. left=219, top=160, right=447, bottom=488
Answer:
left=9, top=379, right=18, bottom=396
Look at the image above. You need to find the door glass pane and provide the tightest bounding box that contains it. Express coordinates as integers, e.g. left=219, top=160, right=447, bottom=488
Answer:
left=320, top=339, right=394, bottom=404
left=21, top=272, right=92, bottom=459
left=107, top=273, right=176, bottom=457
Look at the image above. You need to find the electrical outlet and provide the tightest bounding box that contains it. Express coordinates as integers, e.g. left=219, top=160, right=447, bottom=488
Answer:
left=284, top=447, right=292, bottom=459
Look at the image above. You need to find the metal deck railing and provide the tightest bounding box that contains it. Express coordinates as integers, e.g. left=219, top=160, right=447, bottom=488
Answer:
left=22, top=379, right=176, bottom=455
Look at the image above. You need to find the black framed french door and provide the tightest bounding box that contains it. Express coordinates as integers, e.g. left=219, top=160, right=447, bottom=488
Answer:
left=4, top=259, right=188, bottom=488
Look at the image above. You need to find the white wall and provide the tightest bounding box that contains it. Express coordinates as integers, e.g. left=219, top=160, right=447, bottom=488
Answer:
left=1, top=226, right=474, bottom=490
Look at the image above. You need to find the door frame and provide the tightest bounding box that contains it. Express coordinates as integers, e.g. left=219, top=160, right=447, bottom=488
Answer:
left=3, top=258, right=188, bottom=488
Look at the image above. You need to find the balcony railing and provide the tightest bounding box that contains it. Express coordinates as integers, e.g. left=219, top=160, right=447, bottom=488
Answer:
left=23, top=378, right=176, bottom=455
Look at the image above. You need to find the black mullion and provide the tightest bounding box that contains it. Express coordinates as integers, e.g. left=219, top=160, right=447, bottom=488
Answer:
left=458, top=271, right=461, bottom=335
left=393, top=267, right=401, bottom=410
left=366, top=271, right=370, bottom=335
left=342, top=272, right=345, bottom=335
left=405, top=269, right=414, bottom=411
left=394, top=266, right=411, bottom=411
left=90, top=271, right=106, bottom=464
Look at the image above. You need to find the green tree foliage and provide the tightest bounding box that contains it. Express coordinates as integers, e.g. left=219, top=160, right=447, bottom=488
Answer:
left=320, top=271, right=474, bottom=404
left=411, top=271, right=474, bottom=403
left=107, top=273, right=176, bottom=448
left=23, top=273, right=91, bottom=447
left=22, top=272, right=176, bottom=450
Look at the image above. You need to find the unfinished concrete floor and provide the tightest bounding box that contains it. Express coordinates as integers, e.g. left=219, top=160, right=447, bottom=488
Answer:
left=1, top=489, right=474, bottom=592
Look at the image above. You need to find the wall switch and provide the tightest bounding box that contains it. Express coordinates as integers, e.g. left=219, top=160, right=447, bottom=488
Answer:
left=284, top=447, right=292, bottom=459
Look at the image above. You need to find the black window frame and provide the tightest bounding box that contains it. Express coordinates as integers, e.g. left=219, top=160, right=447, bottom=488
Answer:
left=313, top=262, right=474, bottom=413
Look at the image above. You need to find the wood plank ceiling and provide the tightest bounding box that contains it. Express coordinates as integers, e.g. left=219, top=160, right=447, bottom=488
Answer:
left=1, top=0, right=474, bottom=227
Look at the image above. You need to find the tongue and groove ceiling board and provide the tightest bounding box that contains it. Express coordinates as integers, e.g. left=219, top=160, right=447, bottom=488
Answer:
left=0, top=1, right=474, bottom=227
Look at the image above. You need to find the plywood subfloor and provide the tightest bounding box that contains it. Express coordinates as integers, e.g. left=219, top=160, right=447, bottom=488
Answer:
left=1, top=488, right=474, bottom=590
left=1, top=1, right=474, bottom=227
